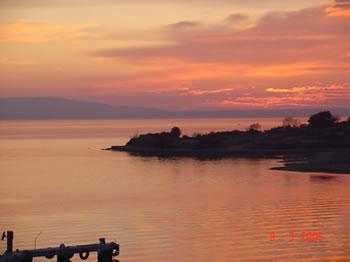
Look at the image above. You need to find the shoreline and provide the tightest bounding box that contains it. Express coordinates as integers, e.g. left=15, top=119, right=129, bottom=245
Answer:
left=108, top=145, right=318, bottom=158
left=107, top=112, right=350, bottom=174
left=271, top=164, right=350, bottom=174
left=107, top=146, right=350, bottom=174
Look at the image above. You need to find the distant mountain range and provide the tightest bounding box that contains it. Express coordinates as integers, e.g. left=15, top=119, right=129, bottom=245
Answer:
left=0, top=97, right=349, bottom=119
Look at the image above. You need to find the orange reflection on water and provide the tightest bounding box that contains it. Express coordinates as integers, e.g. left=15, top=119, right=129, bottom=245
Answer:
left=0, top=119, right=349, bottom=261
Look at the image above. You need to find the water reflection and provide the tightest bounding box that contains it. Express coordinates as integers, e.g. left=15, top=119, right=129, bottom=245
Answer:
left=309, top=175, right=337, bottom=181
left=0, top=120, right=349, bottom=261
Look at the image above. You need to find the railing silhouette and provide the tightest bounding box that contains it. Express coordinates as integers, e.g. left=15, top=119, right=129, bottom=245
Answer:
left=0, top=231, right=120, bottom=262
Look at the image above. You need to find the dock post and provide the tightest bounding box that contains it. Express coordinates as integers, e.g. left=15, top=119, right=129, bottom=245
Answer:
left=21, top=252, right=33, bottom=262
left=57, top=244, right=73, bottom=262
left=6, top=231, right=14, bottom=254
left=97, top=238, right=113, bottom=262
left=57, top=255, right=71, bottom=262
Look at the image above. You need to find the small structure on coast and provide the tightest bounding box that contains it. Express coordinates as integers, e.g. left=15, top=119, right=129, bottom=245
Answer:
left=0, top=231, right=120, bottom=262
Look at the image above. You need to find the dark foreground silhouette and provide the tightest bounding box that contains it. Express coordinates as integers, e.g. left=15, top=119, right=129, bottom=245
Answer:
left=108, top=111, right=350, bottom=174
left=0, top=230, right=120, bottom=262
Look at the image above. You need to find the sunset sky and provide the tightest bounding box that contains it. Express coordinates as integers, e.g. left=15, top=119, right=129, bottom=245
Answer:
left=1, top=0, right=349, bottom=110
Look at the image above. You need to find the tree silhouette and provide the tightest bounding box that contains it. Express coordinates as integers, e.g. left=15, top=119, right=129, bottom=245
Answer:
left=308, top=111, right=339, bottom=128
left=170, top=126, right=182, bottom=138
left=247, top=123, right=261, bottom=131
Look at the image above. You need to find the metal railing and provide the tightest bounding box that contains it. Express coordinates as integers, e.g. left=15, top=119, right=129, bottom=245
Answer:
left=0, top=231, right=120, bottom=262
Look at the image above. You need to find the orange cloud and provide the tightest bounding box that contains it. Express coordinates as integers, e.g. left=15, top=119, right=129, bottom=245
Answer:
left=220, top=94, right=327, bottom=108
left=326, top=6, right=350, bottom=16
left=236, top=83, right=350, bottom=108
left=186, top=88, right=233, bottom=96
left=17, top=5, right=350, bottom=109
left=0, top=21, right=104, bottom=43
left=266, top=84, right=347, bottom=93
left=2, top=3, right=350, bottom=110
left=143, top=86, right=233, bottom=96
left=92, top=5, right=350, bottom=82
left=210, top=83, right=350, bottom=109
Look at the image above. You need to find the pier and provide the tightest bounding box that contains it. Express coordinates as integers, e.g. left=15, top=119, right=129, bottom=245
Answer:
left=0, top=231, right=120, bottom=262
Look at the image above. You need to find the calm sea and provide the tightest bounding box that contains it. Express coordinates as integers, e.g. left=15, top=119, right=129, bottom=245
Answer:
left=0, top=119, right=349, bottom=261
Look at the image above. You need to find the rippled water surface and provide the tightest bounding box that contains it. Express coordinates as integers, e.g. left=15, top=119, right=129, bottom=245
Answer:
left=0, top=119, right=349, bottom=261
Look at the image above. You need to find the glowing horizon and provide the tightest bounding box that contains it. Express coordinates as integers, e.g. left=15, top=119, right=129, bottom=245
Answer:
left=0, top=0, right=349, bottom=110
